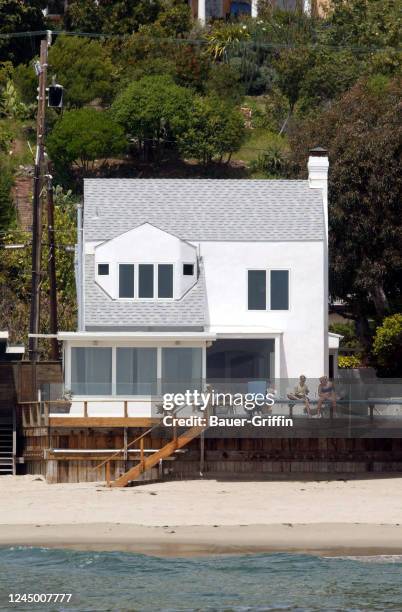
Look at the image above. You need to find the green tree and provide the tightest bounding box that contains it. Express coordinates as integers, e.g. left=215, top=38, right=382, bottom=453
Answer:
left=47, top=108, right=126, bottom=173
left=172, top=44, right=210, bottom=93
left=372, top=314, right=402, bottom=377
left=178, top=96, right=245, bottom=165
left=65, top=0, right=161, bottom=35
left=288, top=77, right=402, bottom=345
left=141, top=0, right=191, bottom=38
left=329, top=322, right=360, bottom=350
left=273, top=47, right=312, bottom=116
left=321, top=0, right=402, bottom=78
left=326, top=0, right=401, bottom=49
left=48, top=36, right=115, bottom=107
left=112, top=75, right=194, bottom=160
left=64, top=0, right=104, bottom=33
left=0, top=0, right=46, bottom=64
left=13, top=62, right=38, bottom=105
left=205, top=63, right=244, bottom=106
left=0, top=186, right=77, bottom=344
left=0, top=167, right=14, bottom=231
left=298, top=49, right=360, bottom=111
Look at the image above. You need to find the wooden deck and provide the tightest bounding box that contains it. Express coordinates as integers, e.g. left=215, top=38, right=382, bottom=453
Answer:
left=16, top=393, right=402, bottom=483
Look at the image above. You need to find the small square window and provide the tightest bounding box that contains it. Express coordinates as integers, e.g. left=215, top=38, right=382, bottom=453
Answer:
left=98, top=264, right=109, bottom=276
left=183, top=264, right=194, bottom=276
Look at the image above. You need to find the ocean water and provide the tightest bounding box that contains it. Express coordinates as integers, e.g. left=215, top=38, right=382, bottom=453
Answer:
left=1, top=548, right=402, bottom=611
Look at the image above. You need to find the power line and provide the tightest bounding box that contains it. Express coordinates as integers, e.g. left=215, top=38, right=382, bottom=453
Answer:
left=0, top=29, right=400, bottom=53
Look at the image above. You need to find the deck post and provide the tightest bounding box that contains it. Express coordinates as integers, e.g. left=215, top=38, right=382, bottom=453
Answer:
left=140, top=437, right=145, bottom=470
left=123, top=427, right=128, bottom=462
left=200, top=430, right=205, bottom=476
left=44, top=401, right=49, bottom=426
left=105, top=460, right=111, bottom=486
left=84, top=400, right=88, bottom=418
left=124, top=400, right=128, bottom=418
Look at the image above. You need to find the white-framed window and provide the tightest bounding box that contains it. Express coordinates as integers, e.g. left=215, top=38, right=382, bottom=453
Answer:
left=69, top=345, right=204, bottom=397
left=97, top=263, right=109, bottom=276
left=116, top=347, right=157, bottom=395
left=162, top=347, right=202, bottom=394
left=248, top=270, right=266, bottom=310
left=138, top=264, right=154, bottom=298
left=183, top=263, right=194, bottom=276
left=118, top=263, right=174, bottom=300
left=247, top=269, right=289, bottom=311
left=158, top=264, right=173, bottom=298
left=119, top=264, right=135, bottom=298
left=71, top=347, right=112, bottom=395
left=270, top=270, right=289, bottom=310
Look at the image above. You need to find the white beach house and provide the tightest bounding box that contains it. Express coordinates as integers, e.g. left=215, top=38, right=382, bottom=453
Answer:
left=59, top=149, right=339, bottom=415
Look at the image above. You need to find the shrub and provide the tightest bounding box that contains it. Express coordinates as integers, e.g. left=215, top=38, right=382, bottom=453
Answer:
left=329, top=322, right=360, bottom=349
left=372, top=314, right=402, bottom=377
left=178, top=96, right=245, bottom=165
left=112, top=75, right=194, bottom=159
left=0, top=168, right=14, bottom=231
left=48, top=108, right=126, bottom=174
left=338, top=355, right=361, bottom=369
left=249, top=137, right=287, bottom=177
left=205, top=63, right=244, bottom=106
left=48, top=36, right=115, bottom=107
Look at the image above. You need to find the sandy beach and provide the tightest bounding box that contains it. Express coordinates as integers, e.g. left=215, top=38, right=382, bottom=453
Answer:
left=1, top=475, right=402, bottom=555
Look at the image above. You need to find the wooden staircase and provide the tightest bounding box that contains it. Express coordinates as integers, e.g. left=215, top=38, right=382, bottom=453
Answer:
left=110, top=421, right=208, bottom=487
left=0, top=423, right=14, bottom=475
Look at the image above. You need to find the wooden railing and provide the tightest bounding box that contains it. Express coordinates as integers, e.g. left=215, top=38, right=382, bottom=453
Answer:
left=19, top=397, right=402, bottom=429
left=21, top=402, right=50, bottom=428
left=93, top=426, right=155, bottom=485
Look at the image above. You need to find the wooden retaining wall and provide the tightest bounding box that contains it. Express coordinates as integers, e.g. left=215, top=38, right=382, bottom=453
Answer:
left=22, top=426, right=402, bottom=483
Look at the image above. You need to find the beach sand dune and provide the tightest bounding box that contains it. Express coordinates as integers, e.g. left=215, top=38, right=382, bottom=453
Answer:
left=1, top=475, right=402, bottom=555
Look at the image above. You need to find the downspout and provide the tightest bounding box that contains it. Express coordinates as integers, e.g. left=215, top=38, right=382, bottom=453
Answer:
left=76, top=202, right=84, bottom=331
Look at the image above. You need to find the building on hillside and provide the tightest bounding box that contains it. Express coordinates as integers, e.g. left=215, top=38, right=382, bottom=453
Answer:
left=43, top=1, right=68, bottom=20
left=46, top=1, right=330, bottom=23
left=190, top=0, right=330, bottom=22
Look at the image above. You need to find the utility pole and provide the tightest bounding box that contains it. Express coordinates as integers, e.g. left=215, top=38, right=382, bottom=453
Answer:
left=46, top=161, right=59, bottom=360
left=29, top=32, right=51, bottom=361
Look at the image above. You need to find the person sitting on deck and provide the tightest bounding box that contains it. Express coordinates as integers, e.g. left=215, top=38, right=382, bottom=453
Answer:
left=316, top=376, right=336, bottom=418
left=287, top=375, right=311, bottom=417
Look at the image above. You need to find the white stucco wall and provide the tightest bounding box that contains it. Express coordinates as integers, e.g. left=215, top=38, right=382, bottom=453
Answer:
left=197, top=241, right=326, bottom=378
left=93, top=223, right=197, bottom=300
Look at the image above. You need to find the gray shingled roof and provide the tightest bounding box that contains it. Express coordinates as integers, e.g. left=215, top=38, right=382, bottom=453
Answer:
left=84, top=255, right=207, bottom=329
left=84, top=179, right=324, bottom=242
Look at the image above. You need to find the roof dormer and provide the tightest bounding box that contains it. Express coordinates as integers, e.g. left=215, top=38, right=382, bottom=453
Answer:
left=94, top=223, right=198, bottom=301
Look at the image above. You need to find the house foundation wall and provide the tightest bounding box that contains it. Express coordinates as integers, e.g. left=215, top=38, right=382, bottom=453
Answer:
left=21, top=429, right=402, bottom=483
